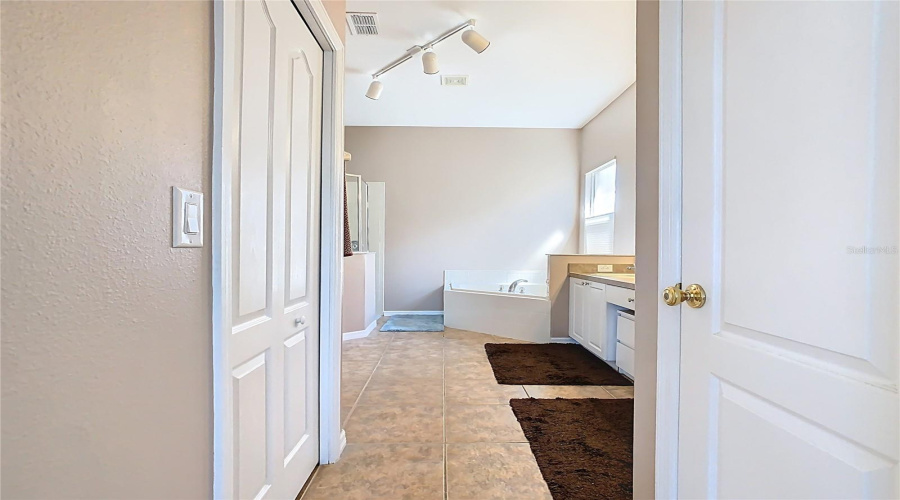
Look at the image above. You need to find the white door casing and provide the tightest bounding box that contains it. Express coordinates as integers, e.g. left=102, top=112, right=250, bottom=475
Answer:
left=678, top=1, right=899, bottom=498
left=215, top=0, right=324, bottom=498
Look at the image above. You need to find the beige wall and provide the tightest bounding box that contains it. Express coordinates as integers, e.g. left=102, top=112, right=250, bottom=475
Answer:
left=322, top=0, right=346, bottom=43
left=1, top=2, right=213, bottom=498
left=580, top=83, right=637, bottom=255
left=345, top=127, right=580, bottom=312
left=634, top=0, right=660, bottom=498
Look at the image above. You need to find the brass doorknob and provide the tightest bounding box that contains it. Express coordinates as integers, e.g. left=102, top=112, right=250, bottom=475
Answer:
left=662, top=283, right=706, bottom=308
left=662, top=284, right=683, bottom=306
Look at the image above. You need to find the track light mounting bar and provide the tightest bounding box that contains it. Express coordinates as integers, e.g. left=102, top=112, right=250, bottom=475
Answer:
left=371, top=19, right=476, bottom=79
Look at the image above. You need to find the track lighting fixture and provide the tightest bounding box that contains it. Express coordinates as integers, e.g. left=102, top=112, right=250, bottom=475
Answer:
left=422, top=48, right=439, bottom=75
left=462, top=28, right=490, bottom=54
left=365, top=79, right=383, bottom=100
left=365, top=19, right=490, bottom=99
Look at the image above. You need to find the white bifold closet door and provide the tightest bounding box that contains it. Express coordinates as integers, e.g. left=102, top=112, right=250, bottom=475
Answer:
left=220, top=0, right=324, bottom=498
left=677, top=1, right=898, bottom=498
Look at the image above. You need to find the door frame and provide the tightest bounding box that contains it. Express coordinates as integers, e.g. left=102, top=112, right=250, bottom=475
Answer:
left=650, top=0, right=683, bottom=497
left=211, top=1, right=345, bottom=497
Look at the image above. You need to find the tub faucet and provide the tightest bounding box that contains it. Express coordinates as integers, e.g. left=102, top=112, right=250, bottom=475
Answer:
left=508, top=279, right=528, bottom=293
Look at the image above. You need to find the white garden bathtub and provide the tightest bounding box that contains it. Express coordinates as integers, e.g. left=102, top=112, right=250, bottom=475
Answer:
left=443, top=270, right=551, bottom=343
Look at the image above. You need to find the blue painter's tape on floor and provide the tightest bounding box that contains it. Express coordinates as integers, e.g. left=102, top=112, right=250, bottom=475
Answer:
left=380, top=314, right=445, bottom=332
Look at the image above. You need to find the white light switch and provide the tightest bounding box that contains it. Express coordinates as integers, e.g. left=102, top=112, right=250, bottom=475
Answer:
left=173, top=187, right=203, bottom=248
left=184, top=203, right=200, bottom=234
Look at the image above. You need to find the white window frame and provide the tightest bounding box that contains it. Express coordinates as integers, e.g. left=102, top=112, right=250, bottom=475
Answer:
left=581, top=158, right=618, bottom=254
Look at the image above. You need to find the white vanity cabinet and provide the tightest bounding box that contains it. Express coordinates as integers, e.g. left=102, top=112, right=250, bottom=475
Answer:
left=569, top=276, right=636, bottom=372
left=568, top=278, right=612, bottom=361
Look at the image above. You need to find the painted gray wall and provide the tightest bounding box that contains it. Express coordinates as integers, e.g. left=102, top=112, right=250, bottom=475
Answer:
left=1, top=2, right=213, bottom=497
left=345, top=127, right=580, bottom=312
left=579, top=83, right=637, bottom=255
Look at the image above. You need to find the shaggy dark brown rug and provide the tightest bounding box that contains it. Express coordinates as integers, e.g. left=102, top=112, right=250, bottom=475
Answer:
left=510, top=398, right=633, bottom=500
left=484, top=343, right=633, bottom=386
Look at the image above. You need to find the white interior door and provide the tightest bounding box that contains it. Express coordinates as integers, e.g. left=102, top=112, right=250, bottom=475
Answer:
left=220, top=0, right=323, bottom=498
left=678, top=1, right=899, bottom=498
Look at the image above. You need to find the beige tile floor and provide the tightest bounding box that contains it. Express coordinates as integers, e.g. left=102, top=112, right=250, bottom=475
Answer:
left=300, top=320, right=634, bottom=500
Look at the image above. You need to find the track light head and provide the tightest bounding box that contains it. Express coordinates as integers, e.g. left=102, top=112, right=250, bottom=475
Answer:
left=365, top=79, right=383, bottom=100
left=422, top=49, right=439, bottom=75
left=462, top=28, right=490, bottom=54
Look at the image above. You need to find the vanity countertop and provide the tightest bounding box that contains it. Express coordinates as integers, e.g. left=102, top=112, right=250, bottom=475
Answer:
left=569, top=272, right=635, bottom=290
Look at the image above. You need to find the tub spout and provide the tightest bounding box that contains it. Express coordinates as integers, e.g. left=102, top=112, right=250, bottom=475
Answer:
left=507, top=279, right=529, bottom=293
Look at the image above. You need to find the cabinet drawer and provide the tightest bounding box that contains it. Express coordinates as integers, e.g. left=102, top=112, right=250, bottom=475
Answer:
left=616, top=312, right=635, bottom=349
left=607, top=285, right=635, bottom=310
left=616, top=342, right=635, bottom=377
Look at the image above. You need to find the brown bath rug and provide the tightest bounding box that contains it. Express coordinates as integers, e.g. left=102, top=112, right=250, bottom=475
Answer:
left=510, top=398, right=633, bottom=500
left=484, top=343, right=633, bottom=386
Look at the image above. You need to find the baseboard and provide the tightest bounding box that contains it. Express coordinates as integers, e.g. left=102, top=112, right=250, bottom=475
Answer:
left=342, top=319, right=378, bottom=341
left=383, top=310, right=444, bottom=316
left=550, top=337, right=578, bottom=344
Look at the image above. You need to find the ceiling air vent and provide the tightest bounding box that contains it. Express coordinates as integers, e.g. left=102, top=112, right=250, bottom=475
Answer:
left=346, top=12, right=379, bottom=36
left=441, top=75, right=469, bottom=86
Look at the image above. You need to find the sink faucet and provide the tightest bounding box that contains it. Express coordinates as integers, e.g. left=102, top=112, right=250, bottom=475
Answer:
left=507, top=279, right=528, bottom=293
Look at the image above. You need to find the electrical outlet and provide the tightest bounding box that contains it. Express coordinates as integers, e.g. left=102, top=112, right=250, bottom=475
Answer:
left=597, top=264, right=613, bottom=272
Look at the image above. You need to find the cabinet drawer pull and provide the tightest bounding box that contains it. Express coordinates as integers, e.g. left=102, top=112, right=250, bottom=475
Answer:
left=627, top=298, right=634, bottom=303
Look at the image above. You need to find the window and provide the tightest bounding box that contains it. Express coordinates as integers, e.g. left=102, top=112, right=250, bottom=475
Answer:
left=583, top=159, right=616, bottom=254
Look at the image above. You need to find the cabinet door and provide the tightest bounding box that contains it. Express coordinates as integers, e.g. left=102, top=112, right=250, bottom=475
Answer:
left=578, top=283, right=590, bottom=344
left=571, top=281, right=585, bottom=343
left=568, top=280, right=580, bottom=341
left=586, top=284, right=608, bottom=358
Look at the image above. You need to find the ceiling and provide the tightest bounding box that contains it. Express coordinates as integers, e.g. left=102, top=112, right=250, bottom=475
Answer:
left=343, top=0, right=636, bottom=129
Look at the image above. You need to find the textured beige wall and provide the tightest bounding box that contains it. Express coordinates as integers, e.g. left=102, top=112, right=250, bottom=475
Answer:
left=1, top=2, right=213, bottom=498
left=580, top=83, right=637, bottom=255
left=634, top=0, right=660, bottom=497
left=345, top=127, right=580, bottom=312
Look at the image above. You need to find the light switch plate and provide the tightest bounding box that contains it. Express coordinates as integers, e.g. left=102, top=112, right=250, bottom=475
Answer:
left=173, top=187, right=203, bottom=248
left=597, top=264, right=614, bottom=272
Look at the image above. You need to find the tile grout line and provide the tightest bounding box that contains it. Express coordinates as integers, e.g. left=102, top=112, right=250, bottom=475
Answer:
left=341, top=334, right=393, bottom=428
